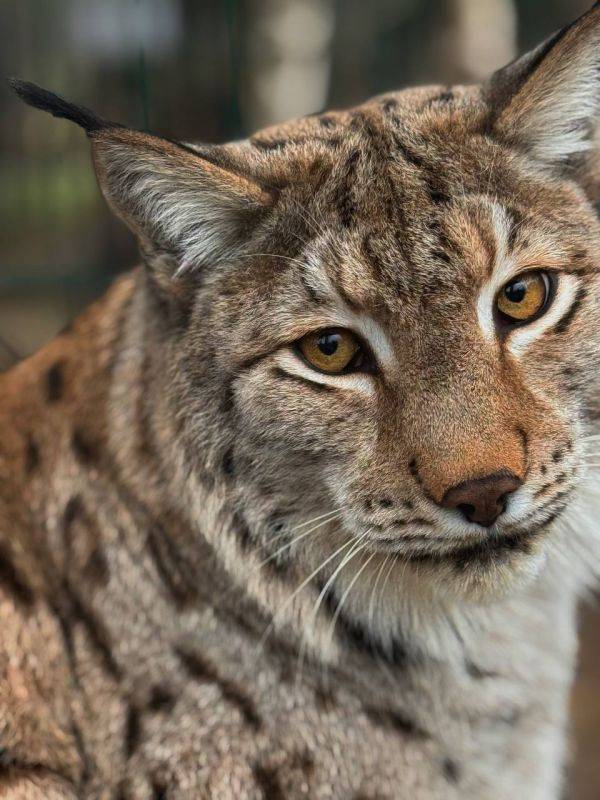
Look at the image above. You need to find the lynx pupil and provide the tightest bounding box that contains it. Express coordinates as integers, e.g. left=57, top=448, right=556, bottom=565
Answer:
left=505, top=281, right=527, bottom=304
left=318, top=333, right=340, bottom=357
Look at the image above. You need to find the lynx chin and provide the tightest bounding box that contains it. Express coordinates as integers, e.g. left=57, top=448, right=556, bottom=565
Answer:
left=3, top=4, right=600, bottom=799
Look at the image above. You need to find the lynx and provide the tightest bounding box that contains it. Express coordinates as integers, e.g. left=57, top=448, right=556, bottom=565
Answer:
left=3, top=4, right=600, bottom=798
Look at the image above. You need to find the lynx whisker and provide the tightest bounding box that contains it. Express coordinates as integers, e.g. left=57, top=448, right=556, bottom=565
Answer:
left=325, top=545, right=376, bottom=652
left=253, top=534, right=354, bottom=658
left=254, top=511, right=343, bottom=572
left=368, top=552, right=391, bottom=629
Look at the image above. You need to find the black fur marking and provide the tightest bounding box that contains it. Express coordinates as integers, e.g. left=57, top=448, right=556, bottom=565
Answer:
left=273, top=367, right=335, bottom=393
left=395, top=134, right=453, bottom=207
left=231, top=512, right=254, bottom=552
left=175, top=646, right=263, bottom=729
left=252, top=138, right=290, bottom=151
left=337, top=150, right=360, bottom=227
left=538, top=509, right=564, bottom=530
left=62, top=497, right=110, bottom=586
left=219, top=385, right=235, bottom=416
left=427, top=90, right=454, bottom=106
left=442, top=758, right=461, bottom=783
left=221, top=448, right=235, bottom=477
left=25, top=436, right=40, bottom=473
left=49, top=598, right=78, bottom=680
left=538, top=488, right=572, bottom=515
left=71, top=721, right=93, bottom=789
left=115, top=780, right=130, bottom=800
left=393, top=136, right=423, bottom=168
left=71, top=429, right=98, bottom=464
left=299, top=271, right=327, bottom=305
left=147, top=685, right=176, bottom=713
left=505, top=206, right=524, bottom=253
left=293, top=749, right=315, bottom=777
left=10, top=79, right=111, bottom=133
left=429, top=190, right=449, bottom=205
left=552, top=449, right=564, bottom=463
left=534, top=476, right=566, bottom=499
left=266, top=513, right=287, bottom=537
left=408, top=459, right=420, bottom=482
left=84, top=548, right=110, bottom=587
left=63, top=495, right=84, bottom=534
left=361, top=232, right=386, bottom=279
left=378, top=498, right=394, bottom=509
left=124, top=705, right=141, bottom=758
left=59, top=577, right=122, bottom=679
left=151, top=776, right=168, bottom=800
left=253, top=762, right=286, bottom=800
left=319, top=115, right=336, bottom=128
left=46, top=361, right=64, bottom=402
left=382, top=98, right=398, bottom=112
left=319, top=582, right=410, bottom=668
left=365, top=707, right=429, bottom=739
left=393, top=517, right=433, bottom=528
left=252, top=134, right=341, bottom=152
left=0, top=541, right=35, bottom=609
left=553, top=287, right=587, bottom=334
left=146, top=523, right=199, bottom=609
left=432, top=248, right=451, bottom=264
left=314, top=685, right=336, bottom=711
left=517, top=426, right=528, bottom=452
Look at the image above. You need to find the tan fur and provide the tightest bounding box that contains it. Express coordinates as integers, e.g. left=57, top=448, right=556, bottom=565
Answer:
left=3, top=6, right=600, bottom=798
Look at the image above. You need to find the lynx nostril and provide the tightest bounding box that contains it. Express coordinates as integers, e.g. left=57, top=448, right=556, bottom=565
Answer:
left=441, top=472, right=522, bottom=528
left=457, top=503, right=476, bottom=519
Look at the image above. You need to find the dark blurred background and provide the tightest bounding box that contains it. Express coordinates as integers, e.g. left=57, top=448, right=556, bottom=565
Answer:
left=1, top=1, right=598, bottom=795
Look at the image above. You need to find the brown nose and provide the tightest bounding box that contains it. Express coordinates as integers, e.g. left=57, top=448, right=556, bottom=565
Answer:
left=441, top=472, right=523, bottom=527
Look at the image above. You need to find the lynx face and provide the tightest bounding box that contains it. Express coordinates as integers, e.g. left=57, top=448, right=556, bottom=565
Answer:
left=208, top=105, right=600, bottom=601
left=12, top=5, right=600, bottom=604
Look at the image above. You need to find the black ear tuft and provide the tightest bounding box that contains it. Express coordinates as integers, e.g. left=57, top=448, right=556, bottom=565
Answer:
left=8, top=78, right=116, bottom=134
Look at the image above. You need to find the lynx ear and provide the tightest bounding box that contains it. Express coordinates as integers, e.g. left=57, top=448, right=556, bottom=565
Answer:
left=9, top=80, right=275, bottom=273
left=486, top=3, right=600, bottom=168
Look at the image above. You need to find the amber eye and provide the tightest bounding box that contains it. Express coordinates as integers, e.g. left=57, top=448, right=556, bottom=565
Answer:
left=297, top=328, right=362, bottom=374
left=496, top=271, right=551, bottom=324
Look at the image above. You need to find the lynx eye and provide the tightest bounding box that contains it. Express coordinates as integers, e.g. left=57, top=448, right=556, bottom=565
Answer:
left=297, top=328, right=362, bottom=374
left=496, top=271, right=551, bottom=324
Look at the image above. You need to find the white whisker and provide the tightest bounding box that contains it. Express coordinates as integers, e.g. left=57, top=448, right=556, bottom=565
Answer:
left=253, top=533, right=354, bottom=658
left=254, top=512, right=342, bottom=572
left=325, top=545, right=376, bottom=650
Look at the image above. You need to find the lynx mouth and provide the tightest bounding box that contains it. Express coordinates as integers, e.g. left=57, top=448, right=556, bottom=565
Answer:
left=362, top=491, right=571, bottom=567
left=367, top=518, right=561, bottom=567
left=403, top=531, right=542, bottom=568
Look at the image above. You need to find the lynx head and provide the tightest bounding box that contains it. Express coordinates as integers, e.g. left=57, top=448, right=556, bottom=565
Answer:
left=11, top=4, right=600, bottom=622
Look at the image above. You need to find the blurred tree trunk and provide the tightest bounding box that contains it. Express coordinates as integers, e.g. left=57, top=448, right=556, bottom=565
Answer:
left=438, top=0, right=517, bottom=83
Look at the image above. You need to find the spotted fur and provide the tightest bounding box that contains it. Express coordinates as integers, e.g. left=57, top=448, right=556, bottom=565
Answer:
left=4, top=5, right=600, bottom=798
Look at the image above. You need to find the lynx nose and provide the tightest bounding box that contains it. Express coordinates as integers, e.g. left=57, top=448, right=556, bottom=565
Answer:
left=441, top=472, right=522, bottom=527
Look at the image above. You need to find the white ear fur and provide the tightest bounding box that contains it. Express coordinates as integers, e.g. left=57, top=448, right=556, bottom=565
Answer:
left=91, top=129, right=275, bottom=271
left=489, top=4, right=600, bottom=167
